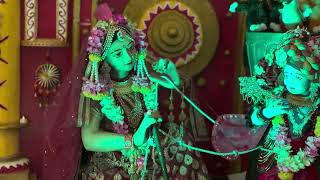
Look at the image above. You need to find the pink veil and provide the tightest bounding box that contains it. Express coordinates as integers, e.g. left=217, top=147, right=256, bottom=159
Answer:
left=41, top=38, right=88, bottom=180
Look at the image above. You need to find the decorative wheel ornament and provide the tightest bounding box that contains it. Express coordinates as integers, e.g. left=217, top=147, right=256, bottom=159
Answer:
left=124, top=0, right=219, bottom=77
left=34, top=63, right=61, bottom=107
left=142, top=2, right=202, bottom=66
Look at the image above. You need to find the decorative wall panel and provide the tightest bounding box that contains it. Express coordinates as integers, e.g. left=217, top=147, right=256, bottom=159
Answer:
left=21, top=0, right=68, bottom=47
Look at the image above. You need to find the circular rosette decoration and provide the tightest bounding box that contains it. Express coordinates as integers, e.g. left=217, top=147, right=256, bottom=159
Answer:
left=142, top=2, right=202, bottom=66
left=124, top=0, right=219, bottom=77
left=34, top=63, right=61, bottom=107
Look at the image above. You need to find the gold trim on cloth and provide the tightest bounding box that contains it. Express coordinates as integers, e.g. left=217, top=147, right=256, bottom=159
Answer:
left=112, top=80, right=133, bottom=95
left=23, top=0, right=37, bottom=41
left=21, top=39, right=67, bottom=47
left=21, top=0, right=69, bottom=47
left=56, top=0, right=68, bottom=42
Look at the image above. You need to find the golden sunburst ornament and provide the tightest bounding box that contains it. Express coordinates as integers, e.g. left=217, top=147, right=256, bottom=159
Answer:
left=34, top=63, right=61, bottom=108
left=35, top=64, right=60, bottom=88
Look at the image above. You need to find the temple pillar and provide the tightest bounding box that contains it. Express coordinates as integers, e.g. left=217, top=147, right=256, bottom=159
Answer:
left=0, top=1, right=30, bottom=179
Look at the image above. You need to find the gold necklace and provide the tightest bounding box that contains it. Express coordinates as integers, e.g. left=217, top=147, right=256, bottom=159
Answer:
left=112, top=79, right=133, bottom=95
left=286, top=94, right=318, bottom=136
left=286, top=93, right=313, bottom=107
left=113, top=79, right=144, bottom=129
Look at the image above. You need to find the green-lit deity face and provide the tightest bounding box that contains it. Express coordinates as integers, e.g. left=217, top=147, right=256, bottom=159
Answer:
left=106, top=32, right=135, bottom=72
left=283, top=64, right=311, bottom=96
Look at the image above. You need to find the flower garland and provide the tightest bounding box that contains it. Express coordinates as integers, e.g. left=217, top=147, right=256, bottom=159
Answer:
left=100, top=93, right=125, bottom=123
left=82, top=20, right=111, bottom=100
left=269, top=116, right=320, bottom=180
left=97, top=81, right=158, bottom=178
left=99, top=81, right=158, bottom=125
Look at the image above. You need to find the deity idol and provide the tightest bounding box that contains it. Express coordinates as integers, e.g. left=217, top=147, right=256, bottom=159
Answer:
left=212, top=27, right=320, bottom=180
left=42, top=3, right=209, bottom=180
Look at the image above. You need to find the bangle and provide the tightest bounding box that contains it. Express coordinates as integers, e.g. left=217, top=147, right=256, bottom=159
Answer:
left=257, top=108, right=272, bottom=123
left=124, top=134, right=133, bottom=149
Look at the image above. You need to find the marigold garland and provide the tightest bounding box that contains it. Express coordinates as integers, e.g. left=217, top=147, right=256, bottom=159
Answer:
left=314, top=116, right=320, bottom=137
left=278, top=171, right=294, bottom=180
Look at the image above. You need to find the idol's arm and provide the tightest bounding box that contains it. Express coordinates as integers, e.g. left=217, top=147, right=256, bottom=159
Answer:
left=81, top=107, right=128, bottom=152
left=81, top=107, right=154, bottom=152
left=248, top=103, right=278, bottom=127
left=148, top=59, right=180, bottom=89
left=250, top=107, right=268, bottom=126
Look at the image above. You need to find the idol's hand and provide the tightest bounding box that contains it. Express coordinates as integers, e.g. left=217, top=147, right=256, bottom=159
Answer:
left=149, top=58, right=180, bottom=88
left=262, top=98, right=289, bottom=119
left=302, top=5, right=312, bottom=18
left=152, top=58, right=173, bottom=74
left=133, top=111, right=159, bottom=146
left=229, top=2, right=238, bottom=13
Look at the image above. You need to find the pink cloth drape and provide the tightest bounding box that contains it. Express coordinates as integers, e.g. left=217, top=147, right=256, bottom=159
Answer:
left=211, top=114, right=267, bottom=160
left=41, top=39, right=90, bottom=180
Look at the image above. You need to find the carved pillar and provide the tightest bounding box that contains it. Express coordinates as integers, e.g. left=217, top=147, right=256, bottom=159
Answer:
left=0, top=0, right=29, bottom=179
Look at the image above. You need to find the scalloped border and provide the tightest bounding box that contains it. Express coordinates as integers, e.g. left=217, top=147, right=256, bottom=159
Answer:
left=0, top=158, right=29, bottom=173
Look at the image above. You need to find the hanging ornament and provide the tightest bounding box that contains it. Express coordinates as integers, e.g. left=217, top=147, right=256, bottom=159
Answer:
left=131, top=49, right=155, bottom=94
left=34, top=63, right=61, bottom=108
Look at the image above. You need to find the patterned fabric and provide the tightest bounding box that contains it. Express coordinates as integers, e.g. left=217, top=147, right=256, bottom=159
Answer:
left=80, top=131, right=208, bottom=180
left=79, top=88, right=208, bottom=180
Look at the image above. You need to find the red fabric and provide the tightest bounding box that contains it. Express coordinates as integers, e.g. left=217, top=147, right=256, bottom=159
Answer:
left=258, top=167, right=279, bottom=180
left=258, top=165, right=318, bottom=180
left=211, top=114, right=267, bottom=160
left=41, top=40, right=89, bottom=180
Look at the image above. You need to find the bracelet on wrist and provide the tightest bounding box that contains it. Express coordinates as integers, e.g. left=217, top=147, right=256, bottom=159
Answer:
left=257, top=108, right=272, bottom=123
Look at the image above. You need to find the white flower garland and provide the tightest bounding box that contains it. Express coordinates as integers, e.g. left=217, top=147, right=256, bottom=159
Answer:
left=99, top=82, right=159, bottom=124
left=100, top=92, right=125, bottom=123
